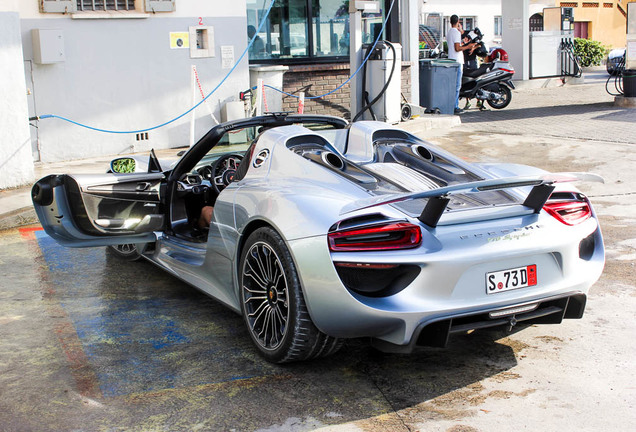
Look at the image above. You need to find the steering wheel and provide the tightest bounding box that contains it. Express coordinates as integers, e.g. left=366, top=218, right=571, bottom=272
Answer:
left=211, top=154, right=243, bottom=193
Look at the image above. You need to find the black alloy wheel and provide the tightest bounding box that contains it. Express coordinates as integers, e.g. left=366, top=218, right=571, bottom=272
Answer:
left=107, top=243, right=142, bottom=261
left=239, top=227, right=342, bottom=363
left=487, top=84, right=512, bottom=109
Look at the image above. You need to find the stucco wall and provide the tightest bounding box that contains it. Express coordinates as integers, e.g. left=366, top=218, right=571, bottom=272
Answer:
left=567, top=2, right=629, bottom=48
left=0, top=11, right=35, bottom=189
left=20, top=0, right=249, bottom=163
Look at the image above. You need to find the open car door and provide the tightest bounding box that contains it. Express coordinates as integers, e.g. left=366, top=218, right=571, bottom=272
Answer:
left=32, top=172, right=165, bottom=247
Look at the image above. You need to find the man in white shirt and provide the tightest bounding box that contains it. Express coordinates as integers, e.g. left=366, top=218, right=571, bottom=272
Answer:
left=447, top=15, right=476, bottom=114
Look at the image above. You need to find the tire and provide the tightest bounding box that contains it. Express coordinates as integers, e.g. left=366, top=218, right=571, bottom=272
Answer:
left=401, top=103, right=412, bottom=122
left=107, top=243, right=143, bottom=261
left=239, top=227, right=342, bottom=363
left=486, top=84, right=512, bottom=109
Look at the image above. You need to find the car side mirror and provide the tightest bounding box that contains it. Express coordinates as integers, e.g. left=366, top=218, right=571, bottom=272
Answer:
left=111, top=157, right=136, bottom=173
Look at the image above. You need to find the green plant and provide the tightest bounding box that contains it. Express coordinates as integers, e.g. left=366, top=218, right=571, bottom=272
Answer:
left=573, top=38, right=609, bottom=67
left=112, top=158, right=136, bottom=173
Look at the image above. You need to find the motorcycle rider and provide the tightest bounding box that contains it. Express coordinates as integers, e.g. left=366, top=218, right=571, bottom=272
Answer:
left=447, top=15, right=477, bottom=115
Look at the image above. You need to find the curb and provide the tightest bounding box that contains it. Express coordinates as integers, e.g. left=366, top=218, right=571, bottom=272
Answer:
left=0, top=207, right=38, bottom=232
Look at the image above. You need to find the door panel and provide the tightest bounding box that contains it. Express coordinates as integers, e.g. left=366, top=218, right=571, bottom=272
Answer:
left=32, top=173, right=165, bottom=247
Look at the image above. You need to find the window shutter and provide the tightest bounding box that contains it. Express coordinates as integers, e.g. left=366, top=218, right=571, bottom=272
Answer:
left=40, top=0, right=77, bottom=13
left=145, top=0, right=175, bottom=12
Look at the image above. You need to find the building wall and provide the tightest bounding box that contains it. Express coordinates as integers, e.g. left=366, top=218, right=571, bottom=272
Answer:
left=559, top=0, right=633, bottom=48
left=19, top=0, right=249, bottom=163
left=0, top=6, right=34, bottom=189
left=281, top=63, right=412, bottom=120
left=420, top=0, right=503, bottom=49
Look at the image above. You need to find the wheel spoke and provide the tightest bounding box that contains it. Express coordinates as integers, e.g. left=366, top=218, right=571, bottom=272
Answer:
left=244, top=286, right=267, bottom=295
left=249, top=300, right=268, bottom=321
left=253, top=247, right=270, bottom=284
left=270, top=309, right=279, bottom=345
left=274, top=306, right=285, bottom=331
left=258, top=308, right=273, bottom=340
left=246, top=261, right=268, bottom=289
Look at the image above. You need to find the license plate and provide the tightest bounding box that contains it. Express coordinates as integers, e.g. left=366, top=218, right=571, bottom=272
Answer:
left=486, top=265, right=537, bottom=294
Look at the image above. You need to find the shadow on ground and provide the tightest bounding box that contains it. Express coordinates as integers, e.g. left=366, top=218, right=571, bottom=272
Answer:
left=459, top=102, right=625, bottom=124
left=0, top=231, right=521, bottom=431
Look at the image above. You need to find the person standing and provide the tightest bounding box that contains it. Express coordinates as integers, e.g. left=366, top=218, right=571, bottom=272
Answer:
left=446, top=15, right=476, bottom=114
left=247, top=25, right=265, bottom=58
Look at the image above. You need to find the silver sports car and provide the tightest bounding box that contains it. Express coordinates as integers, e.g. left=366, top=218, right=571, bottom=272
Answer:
left=32, top=114, right=605, bottom=363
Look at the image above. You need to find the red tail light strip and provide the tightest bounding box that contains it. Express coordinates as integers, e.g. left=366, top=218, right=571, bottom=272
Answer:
left=328, top=222, right=422, bottom=252
left=544, top=199, right=592, bottom=226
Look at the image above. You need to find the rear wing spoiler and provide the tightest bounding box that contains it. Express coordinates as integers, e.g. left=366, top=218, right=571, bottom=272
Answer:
left=340, top=172, right=604, bottom=227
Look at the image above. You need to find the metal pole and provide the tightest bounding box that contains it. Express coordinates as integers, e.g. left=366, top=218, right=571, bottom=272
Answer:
left=349, top=9, right=363, bottom=119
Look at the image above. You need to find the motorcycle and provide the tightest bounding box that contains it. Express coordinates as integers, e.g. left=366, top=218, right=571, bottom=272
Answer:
left=460, top=30, right=515, bottom=110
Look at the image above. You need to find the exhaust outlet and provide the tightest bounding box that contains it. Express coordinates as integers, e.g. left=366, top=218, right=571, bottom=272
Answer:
left=411, top=145, right=433, bottom=161
left=321, top=151, right=345, bottom=170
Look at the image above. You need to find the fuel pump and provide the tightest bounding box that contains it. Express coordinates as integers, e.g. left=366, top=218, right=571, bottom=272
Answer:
left=356, top=41, right=402, bottom=123
left=624, top=3, right=636, bottom=97
left=348, top=0, right=401, bottom=123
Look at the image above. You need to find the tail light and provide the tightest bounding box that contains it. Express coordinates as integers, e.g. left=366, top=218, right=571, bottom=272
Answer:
left=543, top=193, right=592, bottom=226
left=328, top=222, right=422, bottom=252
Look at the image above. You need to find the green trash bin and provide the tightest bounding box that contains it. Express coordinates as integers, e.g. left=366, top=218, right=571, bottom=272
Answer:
left=419, top=59, right=459, bottom=115
left=623, top=70, right=636, bottom=97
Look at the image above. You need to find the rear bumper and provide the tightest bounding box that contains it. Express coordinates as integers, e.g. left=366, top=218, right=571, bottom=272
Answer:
left=371, top=293, right=586, bottom=353
left=289, top=213, right=604, bottom=348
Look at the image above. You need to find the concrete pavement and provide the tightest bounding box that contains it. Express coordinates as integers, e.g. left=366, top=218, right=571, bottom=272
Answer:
left=1, top=73, right=635, bottom=431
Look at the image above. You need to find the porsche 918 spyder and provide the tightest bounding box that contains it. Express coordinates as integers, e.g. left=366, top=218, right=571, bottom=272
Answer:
left=32, top=114, right=605, bottom=363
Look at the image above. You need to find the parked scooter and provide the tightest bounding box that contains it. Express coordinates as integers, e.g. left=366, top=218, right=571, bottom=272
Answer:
left=460, top=32, right=515, bottom=110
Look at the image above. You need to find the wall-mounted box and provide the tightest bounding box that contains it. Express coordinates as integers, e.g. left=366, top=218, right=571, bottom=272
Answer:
left=32, top=29, right=65, bottom=64
left=189, top=26, right=214, bottom=58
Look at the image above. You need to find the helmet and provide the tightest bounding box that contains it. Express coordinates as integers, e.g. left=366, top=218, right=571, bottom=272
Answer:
left=488, top=48, right=509, bottom=62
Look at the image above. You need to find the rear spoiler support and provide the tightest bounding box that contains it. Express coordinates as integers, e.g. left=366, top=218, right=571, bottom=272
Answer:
left=418, top=183, right=557, bottom=228
left=522, top=184, right=556, bottom=213
left=418, top=196, right=451, bottom=227
left=341, top=172, right=604, bottom=227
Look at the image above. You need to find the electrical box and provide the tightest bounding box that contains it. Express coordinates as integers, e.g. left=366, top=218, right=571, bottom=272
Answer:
left=543, top=7, right=574, bottom=32
left=561, top=8, right=574, bottom=31
left=189, top=26, right=214, bottom=59
left=530, top=31, right=562, bottom=78
left=32, top=29, right=65, bottom=64
left=363, top=42, right=402, bottom=124
left=627, top=3, right=636, bottom=70
left=221, top=101, right=245, bottom=122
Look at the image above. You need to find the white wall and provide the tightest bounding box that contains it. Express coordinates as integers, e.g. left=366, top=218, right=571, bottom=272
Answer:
left=18, top=1, right=247, bottom=19
left=0, top=8, right=35, bottom=189
left=420, top=0, right=502, bottom=49
left=16, top=0, right=249, bottom=163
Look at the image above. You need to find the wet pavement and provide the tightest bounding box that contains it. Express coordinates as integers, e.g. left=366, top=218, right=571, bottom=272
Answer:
left=1, top=227, right=524, bottom=431
left=1, top=78, right=635, bottom=431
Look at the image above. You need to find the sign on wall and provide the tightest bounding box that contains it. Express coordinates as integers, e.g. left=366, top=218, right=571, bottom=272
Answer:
left=170, top=32, right=190, bottom=49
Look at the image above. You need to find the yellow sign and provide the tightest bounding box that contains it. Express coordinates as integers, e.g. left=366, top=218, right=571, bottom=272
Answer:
left=170, top=32, right=189, bottom=49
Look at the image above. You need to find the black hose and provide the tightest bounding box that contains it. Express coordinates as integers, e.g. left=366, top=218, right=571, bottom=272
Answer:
left=560, top=40, right=582, bottom=79
left=359, top=44, right=377, bottom=121
left=605, top=56, right=625, bottom=96
left=352, top=41, right=397, bottom=122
